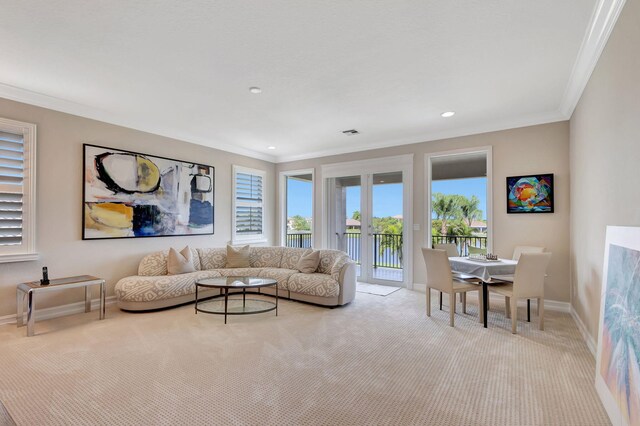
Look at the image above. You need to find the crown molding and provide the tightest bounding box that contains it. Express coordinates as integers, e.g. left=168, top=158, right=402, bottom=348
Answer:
left=0, top=82, right=277, bottom=163
left=274, top=109, right=566, bottom=163
left=559, top=0, right=627, bottom=118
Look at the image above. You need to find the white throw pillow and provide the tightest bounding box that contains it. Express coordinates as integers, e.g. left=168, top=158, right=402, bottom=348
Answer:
left=167, top=246, right=196, bottom=275
left=226, top=245, right=251, bottom=268
left=297, top=249, right=320, bottom=274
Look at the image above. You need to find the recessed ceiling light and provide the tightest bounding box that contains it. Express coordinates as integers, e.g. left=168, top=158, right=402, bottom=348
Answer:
left=441, top=111, right=455, bottom=118
left=267, top=146, right=276, bottom=150
left=249, top=87, right=262, bottom=94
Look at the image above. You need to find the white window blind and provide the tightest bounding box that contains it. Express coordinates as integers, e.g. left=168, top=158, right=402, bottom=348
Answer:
left=0, top=131, right=25, bottom=246
left=0, top=118, right=37, bottom=262
left=233, top=166, right=266, bottom=242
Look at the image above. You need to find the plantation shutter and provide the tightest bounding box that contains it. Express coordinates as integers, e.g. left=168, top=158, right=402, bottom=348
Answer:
left=0, top=131, right=24, bottom=247
left=235, top=171, right=263, bottom=235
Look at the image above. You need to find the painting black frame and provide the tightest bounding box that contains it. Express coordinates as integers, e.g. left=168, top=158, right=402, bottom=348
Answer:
left=506, top=173, right=554, bottom=214
left=82, top=143, right=215, bottom=240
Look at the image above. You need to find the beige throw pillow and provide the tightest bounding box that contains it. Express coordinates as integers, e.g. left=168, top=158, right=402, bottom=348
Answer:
left=297, top=249, right=320, bottom=273
left=167, top=246, right=196, bottom=275
left=226, top=245, right=251, bottom=268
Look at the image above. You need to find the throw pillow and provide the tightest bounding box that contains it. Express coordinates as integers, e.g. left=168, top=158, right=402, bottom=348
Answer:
left=226, top=245, right=251, bottom=268
left=297, top=249, right=320, bottom=273
left=167, top=246, right=196, bottom=275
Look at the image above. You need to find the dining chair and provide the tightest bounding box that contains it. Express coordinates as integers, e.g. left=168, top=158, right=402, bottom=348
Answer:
left=422, top=248, right=483, bottom=327
left=433, top=243, right=459, bottom=257
left=488, top=252, right=552, bottom=333
left=512, top=246, right=545, bottom=261
left=468, top=246, right=487, bottom=255
left=434, top=243, right=479, bottom=304
left=491, top=246, right=546, bottom=316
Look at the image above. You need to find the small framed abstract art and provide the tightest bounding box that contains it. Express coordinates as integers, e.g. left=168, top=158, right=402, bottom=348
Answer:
left=83, top=144, right=214, bottom=239
left=506, top=173, right=554, bottom=213
left=596, top=226, right=640, bottom=426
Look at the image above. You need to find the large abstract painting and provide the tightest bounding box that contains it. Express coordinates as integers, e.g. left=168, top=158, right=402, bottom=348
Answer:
left=83, top=144, right=214, bottom=239
left=596, top=226, right=640, bottom=426
left=506, top=173, right=554, bottom=213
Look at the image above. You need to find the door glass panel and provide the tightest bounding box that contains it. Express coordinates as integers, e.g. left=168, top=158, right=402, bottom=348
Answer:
left=285, top=173, right=313, bottom=248
left=333, top=176, right=361, bottom=277
left=371, top=172, right=403, bottom=282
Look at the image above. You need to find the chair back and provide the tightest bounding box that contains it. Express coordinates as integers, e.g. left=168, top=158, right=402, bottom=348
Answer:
left=513, top=252, right=552, bottom=298
left=434, top=243, right=459, bottom=257
left=468, top=246, right=487, bottom=255
left=422, top=248, right=453, bottom=292
left=512, top=245, right=545, bottom=261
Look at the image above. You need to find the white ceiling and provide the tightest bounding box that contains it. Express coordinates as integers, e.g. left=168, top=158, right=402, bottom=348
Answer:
left=0, top=1, right=617, bottom=163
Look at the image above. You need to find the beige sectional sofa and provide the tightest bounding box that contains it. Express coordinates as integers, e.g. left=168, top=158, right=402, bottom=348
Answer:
left=115, top=246, right=357, bottom=311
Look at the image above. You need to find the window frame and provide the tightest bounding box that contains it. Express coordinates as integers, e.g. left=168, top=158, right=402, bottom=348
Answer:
left=0, top=117, right=37, bottom=263
left=279, top=168, right=315, bottom=248
left=231, top=165, right=267, bottom=245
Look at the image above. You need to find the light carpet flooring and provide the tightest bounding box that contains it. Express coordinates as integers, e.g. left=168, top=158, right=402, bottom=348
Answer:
left=0, top=289, right=609, bottom=425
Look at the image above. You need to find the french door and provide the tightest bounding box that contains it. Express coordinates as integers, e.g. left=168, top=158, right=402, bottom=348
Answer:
left=322, top=155, right=413, bottom=287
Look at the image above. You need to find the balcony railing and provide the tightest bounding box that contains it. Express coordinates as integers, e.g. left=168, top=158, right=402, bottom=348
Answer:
left=285, top=232, right=313, bottom=248
left=285, top=232, right=486, bottom=269
left=344, top=232, right=403, bottom=270
left=431, top=235, right=487, bottom=256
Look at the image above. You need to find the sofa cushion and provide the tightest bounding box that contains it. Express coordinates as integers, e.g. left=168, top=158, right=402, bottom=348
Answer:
left=250, top=247, right=284, bottom=268
left=280, top=247, right=311, bottom=270
left=167, top=246, right=196, bottom=275
left=257, top=268, right=298, bottom=290
left=197, top=248, right=227, bottom=270
left=287, top=273, right=340, bottom=298
left=115, top=270, right=221, bottom=302
left=138, top=248, right=201, bottom=276
left=297, top=249, right=320, bottom=273
left=226, top=245, right=251, bottom=268
left=215, top=268, right=263, bottom=277
left=317, top=249, right=347, bottom=275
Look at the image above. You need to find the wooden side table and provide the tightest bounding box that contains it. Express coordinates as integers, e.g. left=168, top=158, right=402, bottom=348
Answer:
left=16, top=275, right=106, bottom=337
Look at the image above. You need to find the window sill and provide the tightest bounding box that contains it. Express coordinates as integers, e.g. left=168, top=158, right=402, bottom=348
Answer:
left=231, top=238, right=268, bottom=246
left=0, top=253, right=39, bottom=263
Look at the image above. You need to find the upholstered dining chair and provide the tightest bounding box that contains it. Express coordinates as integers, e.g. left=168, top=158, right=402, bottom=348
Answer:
left=512, top=245, right=545, bottom=261
left=491, top=246, right=546, bottom=315
left=488, top=252, right=552, bottom=334
left=433, top=243, right=459, bottom=257
left=434, top=243, right=479, bottom=303
left=491, top=246, right=546, bottom=282
left=468, top=246, right=487, bottom=255
left=422, top=248, right=483, bottom=327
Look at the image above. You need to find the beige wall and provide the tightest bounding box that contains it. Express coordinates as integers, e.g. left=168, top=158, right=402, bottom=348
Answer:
left=277, top=122, right=571, bottom=302
left=0, top=98, right=275, bottom=318
left=570, top=0, right=640, bottom=340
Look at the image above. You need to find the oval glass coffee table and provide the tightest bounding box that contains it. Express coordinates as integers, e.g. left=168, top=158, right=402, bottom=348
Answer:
left=195, top=276, right=278, bottom=324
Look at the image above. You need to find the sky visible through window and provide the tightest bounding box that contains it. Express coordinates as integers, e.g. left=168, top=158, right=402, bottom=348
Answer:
left=432, top=177, right=487, bottom=220
left=286, top=177, right=486, bottom=219
left=286, top=178, right=313, bottom=217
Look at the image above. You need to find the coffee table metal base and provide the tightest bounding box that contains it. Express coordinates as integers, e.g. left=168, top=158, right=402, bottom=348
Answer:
left=195, top=286, right=278, bottom=324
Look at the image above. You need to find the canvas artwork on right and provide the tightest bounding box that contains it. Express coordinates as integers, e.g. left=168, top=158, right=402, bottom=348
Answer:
left=506, top=173, right=554, bottom=213
left=596, top=226, right=640, bottom=426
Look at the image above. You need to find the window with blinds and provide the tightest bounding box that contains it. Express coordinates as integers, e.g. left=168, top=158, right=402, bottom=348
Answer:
left=0, top=118, right=36, bottom=262
left=233, top=166, right=266, bottom=242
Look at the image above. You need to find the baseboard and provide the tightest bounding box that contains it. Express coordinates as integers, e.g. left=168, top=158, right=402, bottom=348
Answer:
left=412, top=283, right=570, bottom=313
left=570, top=307, right=596, bottom=358
left=0, top=296, right=117, bottom=326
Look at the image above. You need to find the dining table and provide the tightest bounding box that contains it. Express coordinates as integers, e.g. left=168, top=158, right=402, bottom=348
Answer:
left=448, top=256, right=517, bottom=328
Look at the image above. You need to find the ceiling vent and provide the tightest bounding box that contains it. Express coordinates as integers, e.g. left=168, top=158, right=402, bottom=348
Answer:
left=342, top=129, right=359, bottom=135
